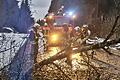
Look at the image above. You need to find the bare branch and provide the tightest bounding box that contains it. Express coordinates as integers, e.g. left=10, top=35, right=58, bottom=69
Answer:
left=103, top=15, right=120, bottom=43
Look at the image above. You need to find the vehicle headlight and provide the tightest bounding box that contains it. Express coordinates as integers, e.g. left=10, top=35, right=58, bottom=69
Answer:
left=49, top=33, right=59, bottom=43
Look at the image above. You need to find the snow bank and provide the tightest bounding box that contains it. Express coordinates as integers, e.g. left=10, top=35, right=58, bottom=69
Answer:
left=86, top=37, right=120, bottom=50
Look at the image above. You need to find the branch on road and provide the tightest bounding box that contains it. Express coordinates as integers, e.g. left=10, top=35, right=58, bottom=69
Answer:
left=36, top=38, right=120, bottom=68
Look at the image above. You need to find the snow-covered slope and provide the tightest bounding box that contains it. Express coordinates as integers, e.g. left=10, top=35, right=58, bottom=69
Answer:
left=0, top=32, right=44, bottom=70
left=0, top=33, right=28, bottom=69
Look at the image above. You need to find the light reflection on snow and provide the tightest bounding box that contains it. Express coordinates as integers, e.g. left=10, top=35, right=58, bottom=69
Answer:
left=72, top=53, right=87, bottom=70
left=47, top=47, right=87, bottom=70
left=37, top=47, right=61, bottom=62
left=48, top=47, right=61, bottom=57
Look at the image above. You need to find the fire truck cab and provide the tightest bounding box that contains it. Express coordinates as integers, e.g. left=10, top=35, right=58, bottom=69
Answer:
left=38, top=14, right=75, bottom=47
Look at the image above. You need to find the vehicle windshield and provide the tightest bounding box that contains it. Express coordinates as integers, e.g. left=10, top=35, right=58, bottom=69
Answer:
left=53, top=17, right=71, bottom=26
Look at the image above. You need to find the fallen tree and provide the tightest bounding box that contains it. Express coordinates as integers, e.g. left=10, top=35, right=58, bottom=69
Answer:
left=36, top=38, right=120, bottom=68
left=36, top=15, right=120, bottom=68
left=32, top=15, right=120, bottom=80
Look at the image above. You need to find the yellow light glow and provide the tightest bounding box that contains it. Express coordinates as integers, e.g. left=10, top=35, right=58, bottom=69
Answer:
left=48, top=47, right=60, bottom=57
left=72, top=53, right=80, bottom=60
left=44, top=23, right=48, bottom=26
left=48, top=15, right=53, bottom=19
left=72, top=15, right=76, bottom=19
left=50, top=34, right=59, bottom=43
left=72, top=53, right=88, bottom=70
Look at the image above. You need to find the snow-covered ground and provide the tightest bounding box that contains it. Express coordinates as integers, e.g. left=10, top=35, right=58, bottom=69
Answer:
left=86, top=37, right=120, bottom=50
left=0, top=33, right=28, bottom=69
left=0, top=32, right=44, bottom=70
left=86, top=37, right=105, bottom=44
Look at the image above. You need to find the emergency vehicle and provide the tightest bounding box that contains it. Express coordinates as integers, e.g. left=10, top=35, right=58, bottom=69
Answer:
left=38, top=14, right=76, bottom=46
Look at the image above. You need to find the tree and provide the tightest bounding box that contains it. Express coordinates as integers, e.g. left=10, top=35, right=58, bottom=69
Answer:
left=0, top=0, right=8, bottom=30
left=17, top=0, right=34, bottom=33
left=0, top=0, right=34, bottom=33
left=48, top=0, right=61, bottom=15
left=4, top=0, right=20, bottom=30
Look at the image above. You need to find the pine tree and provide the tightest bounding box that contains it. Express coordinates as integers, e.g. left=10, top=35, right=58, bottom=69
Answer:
left=0, top=0, right=8, bottom=31
left=4, top=0, right=20, bottom=30
left=17, top=0, right=34, bottom=33
left=48, top=0, right=62, bottom=14
left=0, top=0, right=34, bottom=33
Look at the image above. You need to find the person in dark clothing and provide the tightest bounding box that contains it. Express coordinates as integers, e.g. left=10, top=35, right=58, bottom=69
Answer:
left=63, top=23, right=69, bottom=39
left=74, top=25, right=91, bottom=45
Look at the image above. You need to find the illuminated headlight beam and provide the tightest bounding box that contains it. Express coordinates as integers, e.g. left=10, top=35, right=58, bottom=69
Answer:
left=49, top=33, right=59, bottom=43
